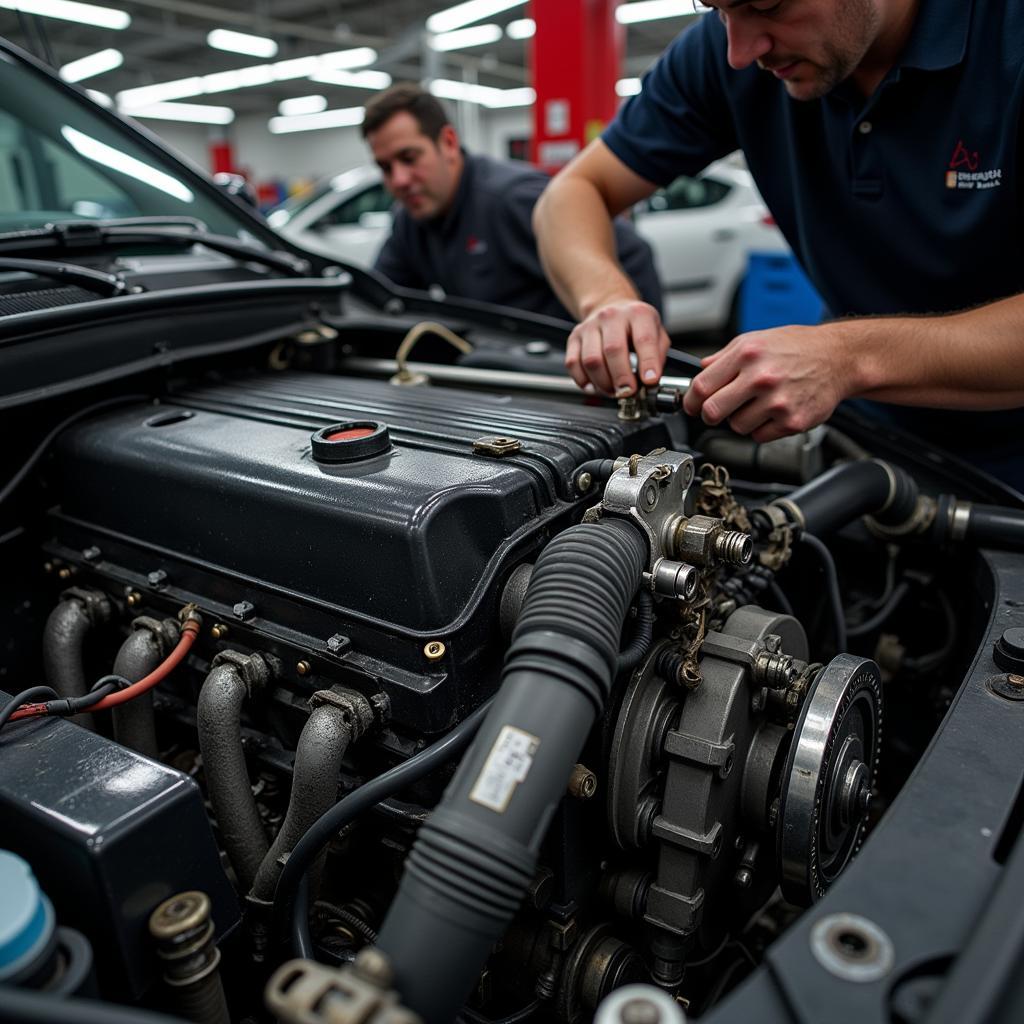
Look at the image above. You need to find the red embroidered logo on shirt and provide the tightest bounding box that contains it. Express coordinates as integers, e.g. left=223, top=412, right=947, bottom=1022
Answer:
left=946, top=140, right=1002, bottom=191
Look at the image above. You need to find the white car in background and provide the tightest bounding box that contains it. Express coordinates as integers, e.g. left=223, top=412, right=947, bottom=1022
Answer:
left=268, top=158, right=789, bottom=335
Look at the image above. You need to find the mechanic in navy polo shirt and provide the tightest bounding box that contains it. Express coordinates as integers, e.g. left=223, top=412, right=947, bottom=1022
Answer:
left=535, top=0, right=1024, bottom=487
left=363, top=84, right=661, bottom=322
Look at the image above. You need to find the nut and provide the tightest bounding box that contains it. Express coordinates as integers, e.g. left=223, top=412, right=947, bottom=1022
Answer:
left=296, top=660, right=312, bottom=677
left=424, top=641, right=446, bottom=662
left=568, top=763, right=597, bottom=800
left=210, top=623, right=228, bottom=640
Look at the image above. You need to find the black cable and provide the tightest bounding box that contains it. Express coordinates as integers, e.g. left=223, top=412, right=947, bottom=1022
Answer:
left=0, top=986, right=189, bottom=1024
left=847, top=580, right=911, bottom=638
left=800, top=532, right=847, bottom=653
left=616, top=590, right=655, bottom=675
left=276, top=699, right=494, bottom=958
left=767, top=579, right=794, bottom=617
left=0, top=396, right=148, bottom=509
left=0, top=686, right=58, bottom=732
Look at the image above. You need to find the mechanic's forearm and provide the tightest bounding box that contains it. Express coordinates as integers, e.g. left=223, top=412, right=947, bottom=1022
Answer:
left=534, top=176, right=638, bottom=319
left=842, top=293, right=1024, bottom=409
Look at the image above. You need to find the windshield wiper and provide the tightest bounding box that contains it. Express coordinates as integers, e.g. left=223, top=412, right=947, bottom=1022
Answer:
left=0, top=220, right=312, bottom=277
left=0, top=255, right=129, bottom=297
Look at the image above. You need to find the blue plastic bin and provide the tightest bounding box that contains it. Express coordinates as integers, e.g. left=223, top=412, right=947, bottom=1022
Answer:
left=739, top=252, right=825, bottom=333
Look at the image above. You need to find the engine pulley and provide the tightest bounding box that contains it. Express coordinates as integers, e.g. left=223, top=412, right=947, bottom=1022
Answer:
left=777, top=654, right=883, bottom=905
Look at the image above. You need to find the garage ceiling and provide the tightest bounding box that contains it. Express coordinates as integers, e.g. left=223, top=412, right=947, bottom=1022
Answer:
left=0, top=1, right=701, bottom=119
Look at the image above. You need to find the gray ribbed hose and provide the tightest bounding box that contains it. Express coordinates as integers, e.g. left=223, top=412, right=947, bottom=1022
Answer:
left=197, top=658, right=270, bottom=894
left=249, top=701, right=359, bottom=904
left=112, top=625, right=168, bottom=759
left=42, top=590, right=111, bottom=732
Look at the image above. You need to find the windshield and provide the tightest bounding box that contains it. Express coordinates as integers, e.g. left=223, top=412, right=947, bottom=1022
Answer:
left=0, top=49, right=259, bottom=239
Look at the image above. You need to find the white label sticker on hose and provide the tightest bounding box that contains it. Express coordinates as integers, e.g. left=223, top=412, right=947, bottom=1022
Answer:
left=469, top=725, right=540, bottom=813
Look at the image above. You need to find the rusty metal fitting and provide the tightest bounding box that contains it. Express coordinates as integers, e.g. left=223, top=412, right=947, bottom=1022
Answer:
left=60, top=586, right=112, bottom=626
left=308, top=688, right=376, bottom=739
left=130, top=615, right=181, bottom=655
left=714, top=529, right=753, bottom=566
left=754, top=650, right=800, bottom=690
left=567, top=764, right=598, bottom=800
left=211, top=649, right=273, bottom=693
left=149, top=891, right=220, bottom=984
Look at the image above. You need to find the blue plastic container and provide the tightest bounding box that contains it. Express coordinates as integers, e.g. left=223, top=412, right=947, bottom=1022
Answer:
left=739, top=252, right=825, bottom=333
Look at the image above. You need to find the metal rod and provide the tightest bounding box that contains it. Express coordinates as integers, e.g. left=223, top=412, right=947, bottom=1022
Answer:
left=338, top=357, right=692, bottom=396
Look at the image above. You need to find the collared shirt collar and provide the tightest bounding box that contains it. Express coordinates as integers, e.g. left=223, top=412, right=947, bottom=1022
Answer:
left=896, top=0, right=973, bottom=71
left=436, top=149, right=474, bottom=235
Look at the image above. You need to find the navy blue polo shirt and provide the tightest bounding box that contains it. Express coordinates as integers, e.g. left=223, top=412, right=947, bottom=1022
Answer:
left=375, top=153, right=662, bottom=321
left=604, top=0, right=1024, bottom=488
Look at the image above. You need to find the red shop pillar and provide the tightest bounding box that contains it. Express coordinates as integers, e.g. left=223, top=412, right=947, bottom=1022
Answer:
left=209, top=140, right=236, bottom=176
left=529, top=0, right=623, bottom=174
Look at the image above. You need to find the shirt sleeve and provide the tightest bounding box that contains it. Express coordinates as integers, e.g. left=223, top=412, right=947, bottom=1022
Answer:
left=372, top=212, right=424, bottom=288
left=602, top=14, right=738, bottom=187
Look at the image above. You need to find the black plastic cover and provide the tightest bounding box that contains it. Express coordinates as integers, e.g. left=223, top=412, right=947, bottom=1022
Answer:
left=49, top=373, right=662, bottom=635
left=0, top=696, right=240, bottom=999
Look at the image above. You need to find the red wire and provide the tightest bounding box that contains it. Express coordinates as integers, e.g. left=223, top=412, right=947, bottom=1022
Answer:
left=10, top=617, right=201, bottom=722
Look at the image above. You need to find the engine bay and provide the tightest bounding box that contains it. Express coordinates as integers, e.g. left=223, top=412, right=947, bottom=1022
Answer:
left=1, top=353, right=1023, bottom=1024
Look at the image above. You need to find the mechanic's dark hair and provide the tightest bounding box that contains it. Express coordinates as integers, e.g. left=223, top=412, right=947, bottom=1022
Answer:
left=362, top=83, right=452, bottom=141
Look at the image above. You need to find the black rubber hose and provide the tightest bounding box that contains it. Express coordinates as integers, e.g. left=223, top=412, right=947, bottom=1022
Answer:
left=197, top=663, right=269, bottom=894
left=42, top=596, right=108, bottom=732
left=617, top=590, right=655, bottom=675
left=278, top=698, right=494, bottom=959
left=375, top=520, right=648, bottom=1024
left=800, top=533, right=848, bottom=653
left=112, top=628, right=162, bottom=758
left=250, top=704, right=353, bottom=904
left=779, top=459, right=918, bottom=536
left=575, top=458, right=616, bottom=484
left=965, top=505, right=1024, bottom=551
left=0, top=987, right=190, bottom=1024
left=847, top=580, right=911, bottom=638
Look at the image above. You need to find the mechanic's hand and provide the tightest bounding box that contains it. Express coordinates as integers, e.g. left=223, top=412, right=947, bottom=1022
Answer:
left=682, top=323, right=851, bottom=443
left=565, top=300, right=671, bottom=396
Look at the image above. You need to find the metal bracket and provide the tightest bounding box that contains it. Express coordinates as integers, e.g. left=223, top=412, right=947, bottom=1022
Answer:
left=651, top=818, right=723, bottom=859
left=60, top=586, right=112, bottom=626
left=472, top=436, right=522, bottom=457
left=663, top=730, right=735, bottom=778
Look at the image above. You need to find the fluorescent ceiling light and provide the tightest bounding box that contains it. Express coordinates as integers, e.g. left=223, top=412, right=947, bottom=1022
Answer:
left=426, top=0, right=525, bottom=34
left=617, top=1, right=700, bottom=24
left=86, top=89, right=112, bottom=106
left=125, top=101, right=235, bottom=125
left=202, top=65, right=275, bottom=93
left=207, top=28, right=278, bottom=59
left=0, top=0, right=129, bottom=29
left=59, top=48, right=123, bottom=83
left=616, top=78, right=642, bottom=96
left=429, top=24, right=502, bottom=51
left=311, top=69, right=392, bottom=90
left=117, top=47, right=378, bottom=108
left=268, top=106, right=365, bottom=134
left=505, top=18, right=534, bottom=39
left=278, top=94, right=327, bottom=116
left=61, top=126, right=193, bottom=202
left=429, top=79, right=534, bottom=108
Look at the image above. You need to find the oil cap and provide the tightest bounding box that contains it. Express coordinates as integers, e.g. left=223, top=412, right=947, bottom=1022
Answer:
left=0, top=850, right=56, bottom=983
left=312, top=421, right=391, bottom=464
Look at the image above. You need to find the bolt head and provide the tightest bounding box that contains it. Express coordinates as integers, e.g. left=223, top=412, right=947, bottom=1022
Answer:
left=296, top=660, right=312, bottom=677
left=424, top=641, right=446, bottom=662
